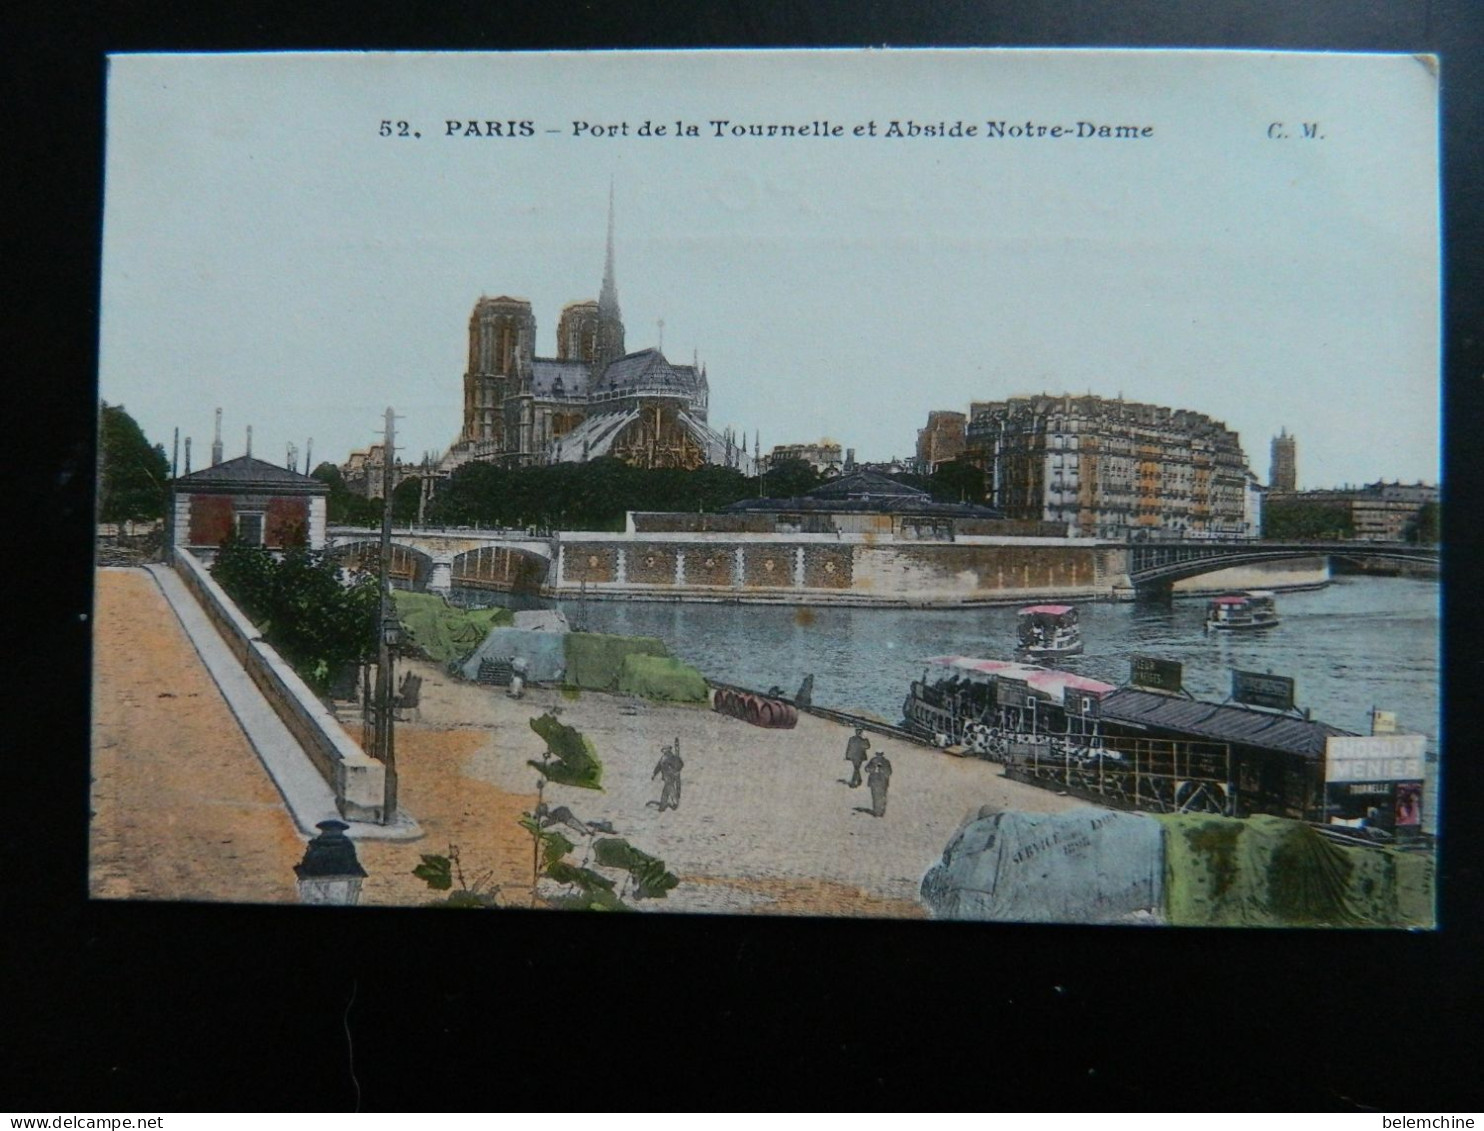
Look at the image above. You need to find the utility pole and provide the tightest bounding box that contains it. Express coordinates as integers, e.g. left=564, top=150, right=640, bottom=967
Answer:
left=375, top=406, right=399, bottom=823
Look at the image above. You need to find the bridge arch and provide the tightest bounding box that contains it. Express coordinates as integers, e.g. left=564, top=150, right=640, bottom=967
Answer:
left=451, top=544, right=551, bottom=594
left=332, top=539, right=434, bottom=590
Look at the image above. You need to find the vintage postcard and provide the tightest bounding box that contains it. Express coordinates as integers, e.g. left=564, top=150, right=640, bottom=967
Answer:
left=93, top=50, right=1440, bottom=924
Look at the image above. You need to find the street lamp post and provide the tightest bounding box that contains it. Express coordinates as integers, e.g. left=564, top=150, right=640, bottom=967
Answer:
left=294, top=820, right=367, bottom=905
left=374, top=407, right=399, bottom=824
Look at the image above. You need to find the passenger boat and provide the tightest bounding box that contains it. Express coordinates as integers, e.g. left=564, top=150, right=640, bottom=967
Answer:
left=1205, top=590, right=1280, bottom=631
left=901, top=655, right=1353, bottom=819
left=1015, top=604, right=1084, bottom=658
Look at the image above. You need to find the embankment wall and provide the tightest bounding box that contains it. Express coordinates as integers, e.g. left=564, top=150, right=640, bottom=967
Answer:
left=173, top=548, right=387, bottom=821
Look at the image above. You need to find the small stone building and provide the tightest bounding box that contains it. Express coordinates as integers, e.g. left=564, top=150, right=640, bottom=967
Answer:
left=171, top=456, right=329, bottom=557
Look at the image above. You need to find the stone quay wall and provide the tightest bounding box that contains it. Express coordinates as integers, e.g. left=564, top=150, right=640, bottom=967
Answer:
left=543, top=535, right=1331, bottom=606
left=547, top=533, right=1117, bottom=606
left=172, top=548, right=387, bottom=821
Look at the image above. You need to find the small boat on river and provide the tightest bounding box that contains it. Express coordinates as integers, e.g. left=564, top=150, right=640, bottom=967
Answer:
left=1015, top=604, right=1084, bottom=658
left=1205, top=591, right=1280, bottom=631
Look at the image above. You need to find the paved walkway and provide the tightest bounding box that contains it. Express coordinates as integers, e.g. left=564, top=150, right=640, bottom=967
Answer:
left=91, top=568, right=307, bottom=902
left=144, top=564, right=416, bottom=840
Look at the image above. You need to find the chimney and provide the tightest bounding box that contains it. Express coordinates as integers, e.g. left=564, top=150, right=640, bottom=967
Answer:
left=211, top=408, right=223, bottom=467
left=184, top=437, right=192, bottom=474
left=246, top=425, right=253, bottom=458
left=304, top=439, right=313, bottom=476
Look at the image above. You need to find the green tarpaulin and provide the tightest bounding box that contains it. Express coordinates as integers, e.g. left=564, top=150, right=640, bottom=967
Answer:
left=562, top=632, right=670, bottom=690
left=921, top=808, right=1435, bottom=928
left=392, top=592, right=511, bottom=664
left=1157, top=813, right=1434, bottom=929
left=615, top=654, right=709, bottom=703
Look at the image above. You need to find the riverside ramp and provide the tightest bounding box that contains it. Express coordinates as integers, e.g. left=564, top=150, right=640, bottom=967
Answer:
left=145, top=563, right=418, bottom=840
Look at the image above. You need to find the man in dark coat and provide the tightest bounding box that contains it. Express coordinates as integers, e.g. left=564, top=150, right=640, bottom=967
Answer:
left=864, top=750, right=893, bottom=817
left=844, top=725, right=870, bottom=788
left=651, top=743, right=684, bottom=812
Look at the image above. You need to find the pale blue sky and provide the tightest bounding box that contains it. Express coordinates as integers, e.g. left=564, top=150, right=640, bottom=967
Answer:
left=101, top=50, right=1440, bottom=488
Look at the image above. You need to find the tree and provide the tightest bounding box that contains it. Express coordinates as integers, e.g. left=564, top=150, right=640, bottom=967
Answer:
left=98, top=402, right=170, bottom=523
left=1405, top=502, right=1439, bottom=543
left=392, top=476, right=423, bottom=525
left=1262, top=501, right=1354, bottom=541
left=762, top=457, right=821, bottom=499
left=928, top=460, right=987, bottom=504
left=312, top=461, right=381, bottom=526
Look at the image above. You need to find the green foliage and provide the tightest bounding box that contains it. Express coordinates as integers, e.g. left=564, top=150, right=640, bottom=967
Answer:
left=1262, top=501, right=1354, bottom=541
left=1405, top=501, right=1439, bottom=543
left=311, top=462, right=383, bottom=526
left=528, top=712, right=604, bottom=789
left=212, top=540, right=380, bottom=691
left=412, top=844, right=500, bottom=908
left=427, top=458, right=754, bottom=531
left=593, top=837, right=680, bottom=900
left=927, top=459, right=987, bottom=504
left=98, top=402, right=171, bottom=524
left=762, top=457, right=821, bottom=500
left=544, top=860, right=616, bottom=893
left=392, top=476, right=423, bottom=525
left=412, top=854, right=453, bottom=890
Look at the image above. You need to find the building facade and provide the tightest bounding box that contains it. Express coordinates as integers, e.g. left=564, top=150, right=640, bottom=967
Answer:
left=1275, top=481, right=1438, bottom=541
left=440, top=199, right=749, bottom=475
left=171, top=455, right=329, bottom=557
left=761, top=440, right=845, bottom=476
left=962, top=394, right=1254, bottom=539
left=915, top=410, right=967, bottom=472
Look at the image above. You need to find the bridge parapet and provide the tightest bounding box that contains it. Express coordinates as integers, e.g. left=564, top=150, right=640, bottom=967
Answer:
left=1124, top=539, right=1437, bottom=590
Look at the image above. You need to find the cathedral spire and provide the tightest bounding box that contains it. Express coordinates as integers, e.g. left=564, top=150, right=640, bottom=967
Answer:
left=599, top=180, right=620, bottom=320
left=595, top=180, right=626, bottom=369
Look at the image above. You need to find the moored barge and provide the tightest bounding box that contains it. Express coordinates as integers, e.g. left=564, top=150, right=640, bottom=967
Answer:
left=902, top=655, right=1356, bottom=821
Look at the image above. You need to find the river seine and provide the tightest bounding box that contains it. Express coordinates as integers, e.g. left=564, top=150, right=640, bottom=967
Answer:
left=552, top=575, right=1440, bottom=755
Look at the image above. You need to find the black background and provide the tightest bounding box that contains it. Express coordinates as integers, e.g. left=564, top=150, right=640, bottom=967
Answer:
left=7, top=1, right=1483, bottom=1112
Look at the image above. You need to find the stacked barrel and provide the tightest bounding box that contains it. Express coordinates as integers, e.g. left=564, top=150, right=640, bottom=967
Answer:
left=711, top=687, right=799, bottom=729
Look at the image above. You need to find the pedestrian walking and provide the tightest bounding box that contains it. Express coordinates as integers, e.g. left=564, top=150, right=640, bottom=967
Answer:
left=844, top=725, right=869, bottom=788
left=864, top=749, right=893, bottom=817
left=650, top=740, right=684, bottom=812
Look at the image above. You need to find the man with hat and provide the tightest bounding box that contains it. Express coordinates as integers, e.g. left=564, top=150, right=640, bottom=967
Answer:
left=843, top=724, right=870, bottom=788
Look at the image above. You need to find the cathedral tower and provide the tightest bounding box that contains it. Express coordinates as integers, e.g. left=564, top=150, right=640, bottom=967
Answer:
left=461, top=296, right=535, bottom=444
left=1269, top=427, right=1296, bottom=492
left=557, top=300, right=601, bottom=362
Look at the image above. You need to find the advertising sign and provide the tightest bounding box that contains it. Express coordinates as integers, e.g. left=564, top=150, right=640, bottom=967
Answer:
left=1325, top=734, right=1426, bottom=783
left=1063, top=687, right=1102, bottom=717
left=1231, top=669, right=1296, bottom=711
left=1130, top=656, right=1182, bottom=694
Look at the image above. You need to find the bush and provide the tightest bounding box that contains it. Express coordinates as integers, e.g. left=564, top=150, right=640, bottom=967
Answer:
left=212, top=539, right=380, bottom=691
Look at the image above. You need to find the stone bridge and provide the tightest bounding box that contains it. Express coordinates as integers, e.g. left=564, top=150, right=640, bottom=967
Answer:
left=327, top=526, right=555, bottom=594
left=1119, top=539, right=1439, bottom=596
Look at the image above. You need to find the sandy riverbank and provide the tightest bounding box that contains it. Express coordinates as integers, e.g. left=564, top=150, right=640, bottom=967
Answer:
left=90, top=566, right=1084, bottom=916
left=352, top=658, right=1088, bottom=916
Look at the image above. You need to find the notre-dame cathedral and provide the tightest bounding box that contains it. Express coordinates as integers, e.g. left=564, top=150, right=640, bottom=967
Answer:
left=440, top=197, right=751, bottom=474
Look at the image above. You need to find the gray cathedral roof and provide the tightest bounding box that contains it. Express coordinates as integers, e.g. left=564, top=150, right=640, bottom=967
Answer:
left=530, top=358, right=593, bottom=398
left=590, top=349, right=702, bottom=398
